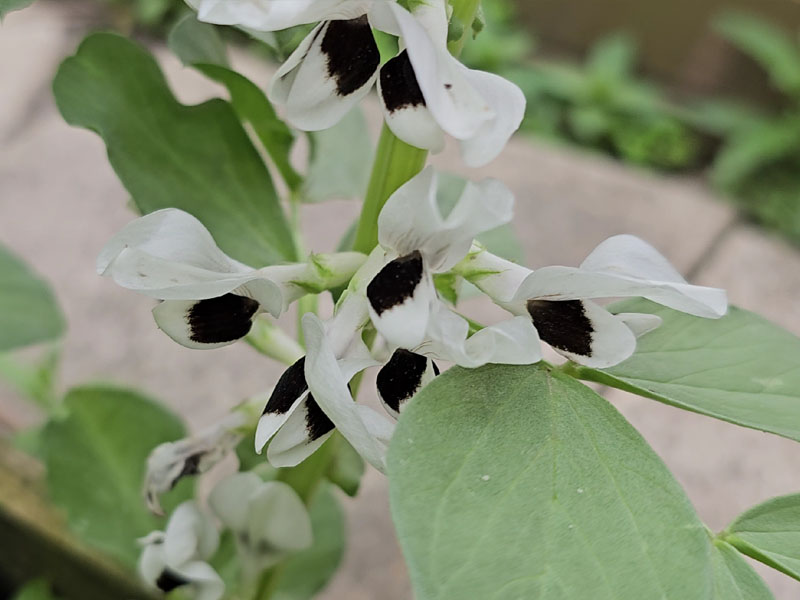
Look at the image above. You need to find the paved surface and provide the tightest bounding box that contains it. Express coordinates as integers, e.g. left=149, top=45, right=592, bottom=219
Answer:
left=2, top=2, right=800, bottom=598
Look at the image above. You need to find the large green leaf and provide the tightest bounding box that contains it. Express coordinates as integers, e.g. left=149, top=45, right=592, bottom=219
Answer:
left=273, top=483, right=345, bottom=600
left=572, top=300, right=800, bottom=443
left=724, top=494, right=800, bottom=582
left=711, top=540, right=774, bottom=600
left=302, top=107, right=373, bottom=203
left=168, top=15, right=302, bottom=191
left=0, top=0, right=33, bottom=18
left=42, top=385, right=191, bottom=567
left=388, top=364, right=713, bottom=599
left=0, top=244, right=64, bottom=352
left=53, top=33, right=296, bottom=267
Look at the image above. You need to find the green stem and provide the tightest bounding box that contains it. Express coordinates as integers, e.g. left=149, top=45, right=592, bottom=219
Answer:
left=352, top=125, right=428, bottom=254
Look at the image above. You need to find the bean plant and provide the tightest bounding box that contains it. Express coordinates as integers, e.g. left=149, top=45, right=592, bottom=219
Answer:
left=3, top=1, right=800, bottom=599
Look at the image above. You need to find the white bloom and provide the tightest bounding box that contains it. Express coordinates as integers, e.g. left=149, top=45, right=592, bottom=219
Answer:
left=138, top=502, right=223, bottom=600
left=266, top=0, right=524, bottom=166
left=209, top=473, right=313, bottom=581
left=144, top=410, right=249, bottom=516
left=462, top=236, right=728, bottom=368
left=186, top=0, right=372, bottom=31
left=255, top=287, right=393, bottom=472
left=98, top=209, right=364, bottom=349
left=373, top=0, right=526, bottom=166
left=365, top=166, right=526, bottom=350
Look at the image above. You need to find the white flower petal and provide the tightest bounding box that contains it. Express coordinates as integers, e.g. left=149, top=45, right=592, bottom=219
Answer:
left=386, top=2, right=493, bottom=140
left=152, top=296, right=262, bottom=349
left=378, top=50, right=446, bottom=152
left=526, top=299, right=637, bottom=368
left=367, top=255, right=434, bottom=349
left=376, top=349, right=439, bottom=418
left=377, top=168, right=514, bottom=271
left=255, top=358, right=309, bottom=453
left=164, top=502, right=219, bottom=566
left=458, top=68, right=526, bottom=167
left=138, top=540, right=167, bottom=587
left=459, top=247, right=533, bottom=305
left=246, top=481, right=313, bottom=553
left=191, top=0, right=370, bottom=31
left=303, top=313, right=392, bottom=473
left=174, top=561, right=225, bottom=600
left=266, top=395, right=334, bottom=467
left=616, top=312, right=663, bottom=338
left=268, top=16, right=380, bottom=131
left=424, top=308, right=541, bottom=368
left=209, top=472, right=263, bottom=533
left=356, top=404, right=396, bottom=446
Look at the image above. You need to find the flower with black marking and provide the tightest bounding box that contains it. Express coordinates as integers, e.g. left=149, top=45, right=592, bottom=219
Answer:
left=209, top=473, right=313, bottom=581
left=458, top=235, right=728, bottom=368
left=365, top=166, right=514, bottom=350
left=143, top=406, right=256, bottom=515
left=373, top=0, right=526, bottom=166
left=97, top=209, right=365, bottom=349
left=256, top=291, right=394, bottom=472
left=138, top=502, right=223, bottom=600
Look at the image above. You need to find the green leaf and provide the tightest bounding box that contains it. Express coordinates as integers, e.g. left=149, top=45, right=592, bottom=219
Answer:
left=12, top=580, right=57, bottom=600
left=42, top=385, right=191, bottom=567
left=0, top=244, right=64, bottom=352
left=715, top=12, right=800, bottom=98
left=303, top=107, right=373, bottom=203
left=711, top=540, right=774, bottom=599
left=0, top=346, right=60, bottom=411
left=724, top=493, right=800, bottom=582
left=168, top=13, right=229, bottom=68
left=53, top=33, right=296, bottom=267
left=388, top=364, right=713, bottom=599
left=573, top=300, right=800, bottom=443
left=272, top=483, right=345, bottom=600
left=588, top=33, right=636, bottom=81
left=0, top=0, right=34, bottom=18
left=168, top=15, right=303, bottom=192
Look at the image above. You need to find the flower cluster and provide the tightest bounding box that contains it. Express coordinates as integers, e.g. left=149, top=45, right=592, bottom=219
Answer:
left=95, top=0, right=729, bottom=594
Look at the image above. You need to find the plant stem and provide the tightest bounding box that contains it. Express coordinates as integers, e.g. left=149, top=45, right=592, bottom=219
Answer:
left=352, top=125, right=428, bottom=254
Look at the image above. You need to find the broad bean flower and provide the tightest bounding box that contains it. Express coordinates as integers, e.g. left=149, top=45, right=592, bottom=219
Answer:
left=97, top=209, right=364, bottom=349
left=458, top=236, right=728, bottom=368
left=138, top=502, right=223, bottom=600
left=188, top=0, right=525, bottom=166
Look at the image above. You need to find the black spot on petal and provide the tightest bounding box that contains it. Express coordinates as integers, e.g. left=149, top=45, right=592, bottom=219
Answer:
left=172, top=452, right=203, bottom=490
left=321, top=16, right=380, bottom=97
left=156, top=569, right=191, bottom=593
left=380, top=50, right=426, bottom=113
left=188, top=294, right=259, bottom=344
left=305, top=393, right=335, bottom=441
left=527, top=299, right=594, bottom=357
left=263, top=357, right=308, bottom=416
left=377, top=349, right=436, bottom=414
left=367, top=251, right=424, bottom=316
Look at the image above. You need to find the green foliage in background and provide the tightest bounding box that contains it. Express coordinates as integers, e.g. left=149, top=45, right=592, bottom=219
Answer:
left=705, top=12, right=800, bottom=245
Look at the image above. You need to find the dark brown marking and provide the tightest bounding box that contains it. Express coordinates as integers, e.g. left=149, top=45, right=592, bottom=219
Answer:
left=367, top=251, right=424, bottom=316
left=527, top=299, right=594, bottom=357
left=188, top=294, right=259, bottom=344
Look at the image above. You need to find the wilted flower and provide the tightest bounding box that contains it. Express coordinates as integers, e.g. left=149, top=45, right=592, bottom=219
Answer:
left=209, top=473, right=313, bottom=580
left=138, top=502, right=223, bottom=600
left=459, top=235, right=728, bottom=368
left=97, top=208, right=364, bottom=349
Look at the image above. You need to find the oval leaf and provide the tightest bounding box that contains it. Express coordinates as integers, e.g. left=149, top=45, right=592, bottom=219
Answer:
left=711, top=540, right=774, bottom=600
left=388, top=364, right=714, bottom=599
left=724, top=493, right=800, bottom=583
left=53, top=33, right=296, bottom=267
left=42, top=385, right=190, bottom=566
left=576, top=300, right=800, bottom=443
left=0, top=244, right=64, bottom=352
